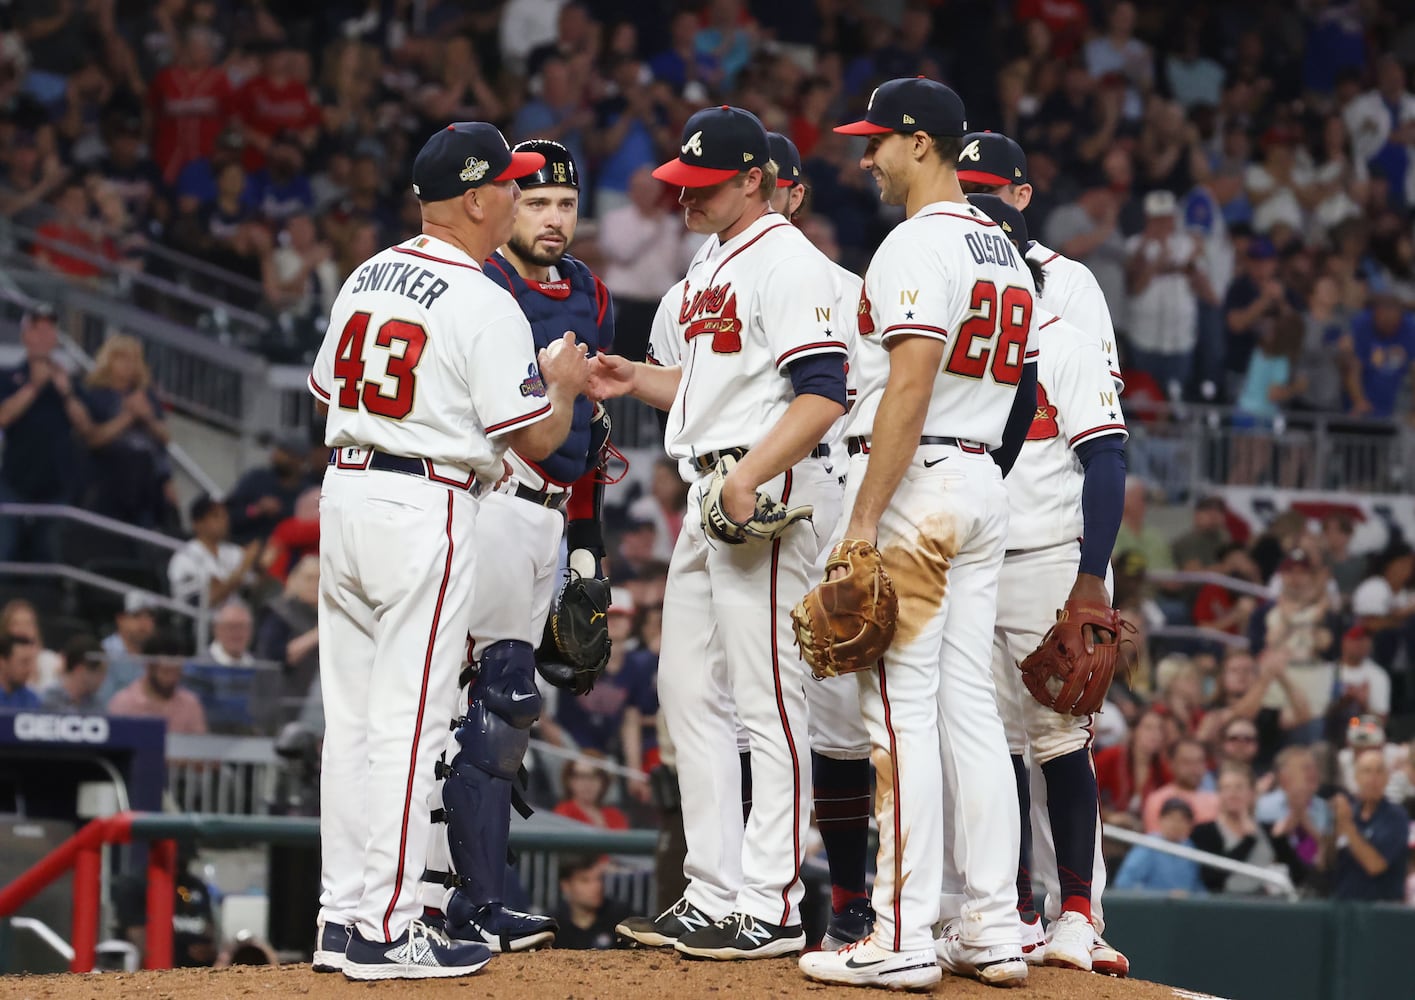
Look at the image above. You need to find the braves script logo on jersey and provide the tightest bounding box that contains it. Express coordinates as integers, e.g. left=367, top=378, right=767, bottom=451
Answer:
left=1027, top=383, right=1059, bottom=440
left=857, top=287, right=875, bottom=336
left=680, top=283, right=743, bottom=353
left=519, top=362, right=547, bottom=397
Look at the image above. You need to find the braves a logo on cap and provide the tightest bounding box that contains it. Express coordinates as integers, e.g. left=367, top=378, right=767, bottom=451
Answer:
left=681, top=130, right=704, bottom=158
left=960, top=139, right=982, bottom=162
left=1027, top=383, right=1059, bottom=440
left=519, top=362, right=547, bottom=398
left=461, top=157, right=489, bottom=183
left=679, top=282, right=742, bottom=353
left=866, top=87, right=879, bottom=110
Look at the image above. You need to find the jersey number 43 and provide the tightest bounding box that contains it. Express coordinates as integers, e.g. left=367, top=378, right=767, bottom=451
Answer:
left=943, top=280, right=1030, bottom=386
left=333, top=311, right=428, bottom=419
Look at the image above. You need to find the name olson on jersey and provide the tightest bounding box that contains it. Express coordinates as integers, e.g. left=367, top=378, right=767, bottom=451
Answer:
left=679, top=282, right=743, bottom=353
left=349, top=260, right=451, bottom=309
left=964, top=232, right=1020, bottom=270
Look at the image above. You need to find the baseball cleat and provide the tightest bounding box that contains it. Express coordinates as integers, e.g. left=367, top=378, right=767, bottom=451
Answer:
left=444, top=898, right=557, bottom=953
left=674, top=911, right=805, bottom=960
left=1043, top=911, right=1093, bottom=972
left=1092, top=932, right=1130, bottom=977
left=312, top=917, right=351, bottom=972
left=616, top=896, right=713, bottom=948
left=934, top=920, right=1028, bottom=988
left=822, top=897, right=877, bottom=951
left=800, top=935, right=941, bottom=991
left=1019, top=916, right=1046, bottom=966
left=342, top=918, right=492, bottom=980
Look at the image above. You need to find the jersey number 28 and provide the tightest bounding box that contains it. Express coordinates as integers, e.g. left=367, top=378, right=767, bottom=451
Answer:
left=333, top=312, right=427, bottom=419
left=943, top=280, right=1030, bottom=386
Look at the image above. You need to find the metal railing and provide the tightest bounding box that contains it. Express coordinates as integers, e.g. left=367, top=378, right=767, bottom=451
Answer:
left=1103, top=825, right=1298, bottom=899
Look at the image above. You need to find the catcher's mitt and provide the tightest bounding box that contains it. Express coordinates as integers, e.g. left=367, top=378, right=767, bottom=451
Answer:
left=1018, top=600, right=1134, bottom=716
left=536, top=574, right=611, bottom=695
left=700, top=454, right=814, bottom=545
left=790, top=539, right=898, bottom=679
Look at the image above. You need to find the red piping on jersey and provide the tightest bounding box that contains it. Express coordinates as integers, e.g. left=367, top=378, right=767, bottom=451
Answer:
left=706, top=221, right=793, bottom=284
left=770, top=470, right=804, bottom=926
left=917, top=209, right=998, bottom=227
left=384, top=490, right=456, bottom=940
left=1069, top=423, right=1127, bottom=446
left=1037, top=251, right=1061, bottom=266
left=878, top=662, right=903, bottom=951
left=393, top=246, right=483, bottom=272
left=881, top=323, right=950, bottom=339
left=1039, top=315, right=1060, bottom=330
left=1024, top=351, right=1040, bottom=361
left=593, top=275, right=611, bottom=326
left=486, top=402, right=552, bottom=434
left=776, top=341, right=847, bottom=368
left=422, top=459, right=476, bottom=491
left=513, top=448, right=578, bottom=488
left=308, top=373, right=331, bottom=401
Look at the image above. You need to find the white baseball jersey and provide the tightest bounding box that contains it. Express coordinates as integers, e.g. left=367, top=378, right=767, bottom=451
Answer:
left=824, top=262, right=862, bottom=457
left=848, top=202, right=1037, bottom=445
left=1004, top=308, right=1128, bottom=552
left=308, top=235, right=552, bottom=480
left=1026, top=241, right=1123, bottom=388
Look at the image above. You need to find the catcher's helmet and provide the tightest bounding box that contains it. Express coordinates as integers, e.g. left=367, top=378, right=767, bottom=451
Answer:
left=513, top=139, right=579, bottom=189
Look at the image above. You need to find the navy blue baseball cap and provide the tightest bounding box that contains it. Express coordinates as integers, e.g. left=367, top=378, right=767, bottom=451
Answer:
left=957, top=131, right=1027, bottom=187
left=967, top=194, right=1029, bottom=246
left=767, top=131, right=803, bottom=188
left=654, top=105, right=771, bottom=188
left=834, top=77, right=968, bottom=137
left=411, top=122, right=546, bottom=202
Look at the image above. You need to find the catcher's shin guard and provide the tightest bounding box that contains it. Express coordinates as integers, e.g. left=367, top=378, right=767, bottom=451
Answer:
left=432, top=640, right=540, bottom=908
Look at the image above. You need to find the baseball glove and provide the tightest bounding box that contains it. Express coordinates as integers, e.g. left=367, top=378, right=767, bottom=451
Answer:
left=536, top=573, right=612, bottom=695
left=1018, top=600, right=1134, bottom=716
left=790, top=539, right=898, bottom=679
left=700, top=454, right=814, bottom=545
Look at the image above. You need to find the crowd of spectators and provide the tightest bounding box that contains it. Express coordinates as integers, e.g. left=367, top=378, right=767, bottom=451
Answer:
left=3, top=0, right=1415, bottom=934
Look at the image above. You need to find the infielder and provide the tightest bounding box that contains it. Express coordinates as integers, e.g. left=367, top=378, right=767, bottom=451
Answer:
left=590, top=105, right=848, bottom=960
left=765, top=130, right=875, bottom=952
left=307, top=123, right=586, bottom=980
left=417, top=140, right=616, bottom=953
left=798, top=77, right=1040, bottom=991
left=966, top=194, right=1128, bottom=974
left=958, top=133, right=1130, bottom=976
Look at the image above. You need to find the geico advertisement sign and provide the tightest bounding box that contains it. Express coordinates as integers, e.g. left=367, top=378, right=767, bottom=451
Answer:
left=12, top=713, right=111, bottom=743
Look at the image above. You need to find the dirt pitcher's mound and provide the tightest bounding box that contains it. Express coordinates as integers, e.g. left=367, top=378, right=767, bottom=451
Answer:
left=0, top=951, right=1228, bottom=1000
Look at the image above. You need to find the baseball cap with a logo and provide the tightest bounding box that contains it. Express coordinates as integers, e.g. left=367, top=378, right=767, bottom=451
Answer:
left=766, top=131, right=803, bottom=188
left=653, top=105, right=770, bottom=188
left=957, top=131, right=1027, bottom=187
left=834, top=77, right=968, bottom=137
left=411, top=122, right=546, bottom=202
left=966, top=194, right=1030, bottom=246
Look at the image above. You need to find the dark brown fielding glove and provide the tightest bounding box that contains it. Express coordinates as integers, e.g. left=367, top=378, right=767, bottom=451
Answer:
left=1018, top=599, right=1134, bottom=716
left=791, top=539, right=899, bottom=679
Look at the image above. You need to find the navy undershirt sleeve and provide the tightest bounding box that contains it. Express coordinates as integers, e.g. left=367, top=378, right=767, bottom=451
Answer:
left=786, top=352, right=847, bottom=408
left=992, top=362, right=1037, bottom=477
left=1074, top=434, right=1127, bottom=578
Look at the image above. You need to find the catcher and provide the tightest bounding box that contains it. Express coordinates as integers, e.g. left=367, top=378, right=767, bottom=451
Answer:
left=966, top=195, right=1130, bottom=974
left=417, top=141, right=616, bottom=954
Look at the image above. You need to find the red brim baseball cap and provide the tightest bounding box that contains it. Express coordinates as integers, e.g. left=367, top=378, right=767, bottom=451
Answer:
left=834, top=77, right=968, bottom=137
left=496, top=150, right=547, bottom=182
left=651, top=158, right=741, bottom=188
left=956, top=169, right=1012, bottom=186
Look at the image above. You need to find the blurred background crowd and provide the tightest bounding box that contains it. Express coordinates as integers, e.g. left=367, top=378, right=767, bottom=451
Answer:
left=1, top=0, right=1415, bottom=956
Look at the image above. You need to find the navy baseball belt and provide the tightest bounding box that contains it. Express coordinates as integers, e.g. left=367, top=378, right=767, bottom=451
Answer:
left=692, top=443, right=830, bottom=473
left=845, top=436, right=988, bottom=456
left=508, top=482, right=570, bottom=510
left=328, top=448, right=481, bottom=494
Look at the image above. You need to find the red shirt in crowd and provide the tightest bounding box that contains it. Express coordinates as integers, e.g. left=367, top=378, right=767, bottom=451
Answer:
left=265, top=517, right=320, bottom=583
left=1192, top=582, right=1238, bottom=632
left=32, top=222, right=117, bottom=278
left=1093, top=744, right=1172, bottom=815
left=148, top=65, right=233, bottom=183
left=553, top=801, right=629, bottom=830
left=234, top=75, right=321, bottom=170
left=1016, top=0, right=1090, bottom=58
